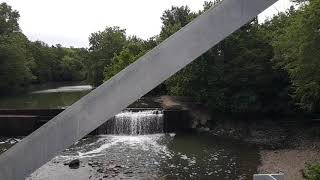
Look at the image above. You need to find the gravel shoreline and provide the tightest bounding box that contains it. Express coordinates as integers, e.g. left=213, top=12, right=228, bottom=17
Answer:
left=208, top=118, right=320, bottom=180
left=258, top=148, right=320, bottom=180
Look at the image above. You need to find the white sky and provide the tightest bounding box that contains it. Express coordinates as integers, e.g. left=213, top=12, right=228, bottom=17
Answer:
left=1, top=0, right=293, bottom=48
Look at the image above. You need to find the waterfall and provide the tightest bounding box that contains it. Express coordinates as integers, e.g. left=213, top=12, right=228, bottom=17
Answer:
left=105, top=109, right=164, bottom=135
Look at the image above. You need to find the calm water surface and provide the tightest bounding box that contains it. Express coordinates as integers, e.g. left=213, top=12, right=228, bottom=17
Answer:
left=0, top=82, right=92, bottom=109
left=0, top=82, right=159, bottom=109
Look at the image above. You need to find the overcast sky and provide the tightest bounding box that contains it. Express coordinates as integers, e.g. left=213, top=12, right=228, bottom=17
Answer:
left=2, top=0, right=293, bottom=48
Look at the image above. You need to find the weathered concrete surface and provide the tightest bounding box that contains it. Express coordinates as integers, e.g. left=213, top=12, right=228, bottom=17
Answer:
left=0, top=115, right=38, bottom=136
left=0, top=108, right=181, bottom=136
left=0, top=109, right=64, bottom=116
left=0, top=108, right=176, bottom=136
left=253, top=174, right=284, bottom=180
left=0, top=0, right=277, bottom=179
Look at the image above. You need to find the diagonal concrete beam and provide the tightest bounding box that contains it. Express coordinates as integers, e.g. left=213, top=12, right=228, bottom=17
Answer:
left=0, top=0, right=277, bottom=179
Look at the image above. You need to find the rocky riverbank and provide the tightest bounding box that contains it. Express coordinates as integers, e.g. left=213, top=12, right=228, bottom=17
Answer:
left=210, top=118, right=320, bottom=180
left=210, top=120, right=319, bottom=180
left=157, top=96, right=320, bottom=179
left=259, top=148, right=320, bottom=180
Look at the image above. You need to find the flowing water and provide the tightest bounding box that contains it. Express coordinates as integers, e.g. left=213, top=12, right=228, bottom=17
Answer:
left=106, top=110, right=164, bottom=135
left=0, top=84, right=261, bottom=179
left=0, top=134, right=260, bottom=180
left=0, top=110, right=260, bottom=180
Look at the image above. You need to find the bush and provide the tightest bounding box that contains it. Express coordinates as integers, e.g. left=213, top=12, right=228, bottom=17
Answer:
left=304, top=162, right=320, bottom=180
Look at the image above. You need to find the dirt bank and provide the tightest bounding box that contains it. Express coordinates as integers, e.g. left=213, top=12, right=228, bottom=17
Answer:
left=211, top=120, right=320, bottom=179
left=259, top=148, right=320, bottom=180
left=155, top=96, right=190, bottom=110
left=155, top=96, right=211, bottom=129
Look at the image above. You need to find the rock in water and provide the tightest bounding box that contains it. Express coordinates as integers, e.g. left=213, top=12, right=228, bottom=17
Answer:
left=65, top=159, right=80, bottom=169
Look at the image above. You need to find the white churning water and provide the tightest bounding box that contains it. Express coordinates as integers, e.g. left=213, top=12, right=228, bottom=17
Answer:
left=106, top=110, right=164, bottom=135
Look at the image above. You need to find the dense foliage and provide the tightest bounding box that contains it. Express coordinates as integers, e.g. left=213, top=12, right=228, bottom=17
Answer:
left=0, top=3, right=87, bottom=94
left=28, top=42, right=87, bottom=83
left=147, top=2, right=293, bottom=114
left=304, top=162, right=320, bottom=180
left=272, top=0, right=320, bottom=112
left=0, top=3, right=33, bottom=94
left=87, top=27, right=127, bottom=86
left=103, top=36, right=156, bottom=81
left=1, top=0, right=320, bottom=114
left=154, top=0, right=319, bottom=114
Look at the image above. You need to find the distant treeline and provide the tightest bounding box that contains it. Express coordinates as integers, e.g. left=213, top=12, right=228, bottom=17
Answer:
left=1, top=0, right=320, bottom=113
left=0, top=2, right=88, bottom=94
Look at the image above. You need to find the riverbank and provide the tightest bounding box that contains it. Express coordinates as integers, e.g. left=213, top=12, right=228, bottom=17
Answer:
left=1, top=94, right=320, bottom=179
left=157, top=96, right=320, bottom=179
left=210, top=117, right=320, bottom=180
left=259, top=148, right=320, bottom=180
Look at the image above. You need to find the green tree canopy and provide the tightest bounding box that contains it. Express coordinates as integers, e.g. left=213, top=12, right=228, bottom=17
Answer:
left=0, top=2, right=20, bottom=35
left=0, top=3, right=34, bottom=94
left=162, top=3, right=292, bottom=113
left=103, top=36, right=150, bottom=80
left=273, top=0, right=320, bottom=111
left=88, top=26, right=127, bottom=86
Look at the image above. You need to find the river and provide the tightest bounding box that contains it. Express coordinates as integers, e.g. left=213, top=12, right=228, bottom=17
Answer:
left=0, top=82, right=92, bottom=109
left=0, top=83, right=261, bottom=179
left=0, top=134, right=260, bottom=180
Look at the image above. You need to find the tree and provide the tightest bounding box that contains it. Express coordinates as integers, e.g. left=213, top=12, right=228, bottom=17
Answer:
left=0, top=2, right=20, bottom=35
left=273, top=0, right=320, bottom=111
left=103, top=36, right=156, bottom=81
left=28, top=41, right=88, bottom=83
left=58, top=48, right=86, bottom=81
left=159, top=6, right=196, bottom=42
left=162, top=3, right=292, bottom=113
left=88, top=26, right=127, bottom=86
left=158, top=5, right=197, bottom=94
left=207, top=21, right=290, bottom=113
left=0, top=3, right=34, bottom=94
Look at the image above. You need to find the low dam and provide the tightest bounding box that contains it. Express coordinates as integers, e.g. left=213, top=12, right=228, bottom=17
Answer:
left=105, top=109, right=164, bottom=135
left=0, top=84, right=262, bottom=179
left=0, top=109, right=261, bottom=180
left=0, top=108, right=191, bottom=136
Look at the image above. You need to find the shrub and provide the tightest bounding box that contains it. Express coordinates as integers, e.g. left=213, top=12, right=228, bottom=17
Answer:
left=304, top=162, right=320, bottom=180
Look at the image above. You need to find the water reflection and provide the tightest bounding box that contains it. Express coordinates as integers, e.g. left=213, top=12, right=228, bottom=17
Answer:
left=32, top=85, right=93, bottom=94
left=0, top=91, right=89, bottom=109
left=0, top=83, right=159, bottom=109
left=0, top=83, right=91, bottom=109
